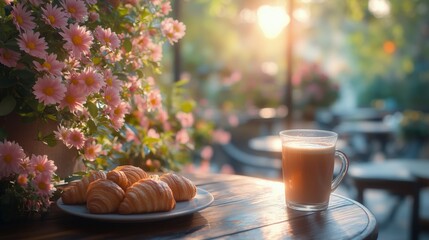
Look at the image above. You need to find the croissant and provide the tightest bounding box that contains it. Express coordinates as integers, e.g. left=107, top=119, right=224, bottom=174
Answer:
left=62, top=170, right=107, bottom=204
left=106, top=170, right=130, bottom=190
left=113, top=165, right=149, bottom=185
left=86, top=179, right=125, bottom=214
left=118, top=179, right=176, bottom=214
left=160, top=173, right=197, bottom=201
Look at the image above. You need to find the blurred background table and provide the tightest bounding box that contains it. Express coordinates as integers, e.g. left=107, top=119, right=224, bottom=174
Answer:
left=0, top=173, right=378, bottom=239
left=349, top=158, right=429, bottom=240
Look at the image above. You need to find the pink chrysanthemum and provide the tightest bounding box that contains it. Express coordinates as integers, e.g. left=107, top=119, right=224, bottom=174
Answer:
left=17, top=174, right=29, bottom=186
left=60, top=23, right=93, bottom=59
left=41, top=3, right=68, bottom=29
left=147, top=88, right=162, bottom=111
left=59, top=85, right=86, bottom=112
left=109, top=102, right=130, bottom=130
left=104, top=69, right=122, bottom=89
left=30, top=154, right=57, bottom=178
left=79, top=67, right=105, bottom=95
left=160, top=18, right=186, bottom=44
left=65, top=128, right=86, bottom=149
left=0, top=140, right=26, bottom=179
left=65, top=71, right=82, bottom=87
left=33, top=75, right=67, bottom=105
left=33, top=53, right=65, bottom=76
left=19, top=157, right=32, bottom=175
left=33, top=174, right=55, bottom=196
left=17, top=30, right=48, bottom=59
left=61, top=0, right=88, bottom=22
left=104, top=87, right=121, bottom=107
left=94, top=26, right=120, bottom=49
left=83, top=142, right=102, bottom=161
left=12, top=3, right=36, bottom=31
left=0, top=48, right=20, bottom=68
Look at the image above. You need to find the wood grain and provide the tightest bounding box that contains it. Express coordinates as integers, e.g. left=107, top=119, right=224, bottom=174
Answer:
left=0, top=173, right=377, bottom=240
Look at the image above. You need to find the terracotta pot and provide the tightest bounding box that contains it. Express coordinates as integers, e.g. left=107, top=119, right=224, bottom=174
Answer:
left=0, top=114, right=84, bottom=178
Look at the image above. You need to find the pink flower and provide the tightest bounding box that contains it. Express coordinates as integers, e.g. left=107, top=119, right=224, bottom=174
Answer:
left=42, top=3, right=68, bottom=29
left=104, top=69, right=122, bottom=89
left=125, top=127, right=140, bottom=143
left=33, top=53, right=65, bottom=76
left=0, top=48, right=20, bottom=68
left=33, top=75, right=67, bottom=105
left=88, top=11, right=99, bottom=22
left=60, top=23, right=93, bottom=59
left=65, top=128, right=86, bottom=149
left=80, top=67, right=105, bottom=94
left=59, top=85, right=86, bottom=112
left=17, top=31, right=48, bottom=59
left=61, top=0, right=88, bottom=22
left=54, top=125, right=69, bottom=142
left=147, top=89, right=162, bottom=111
left=19, top=157, right=32, bottom=175
left=147, top=42, right=162, bottom=62
left=33, top=174, right=54, bottom=196
left=104, top=87, right=121, bottom=107
left=65, top=71, right=82, bottom=87
left=176, top=112, right=194, bottom=128
left=147, top=128, right=160, bottom=139
left=161, top=18, right=186, bottom=44
left=83, top=142, right=102, bottom=161
left=94, top=26, right=120, bottom=49
left=109, top=102, right=130, bottom=130
left=17, top=174, right=28, bottom=186
left=160, top=2, right=172, bottom=16
left=0, top=140, right=26, bottom=179
left=175, top=129, right=190, bottom=144
left=200, top=145, right=213, bottom=160
left=30, top=154, right=57, bottom=178
left=12, top=3, right=36, bottom=31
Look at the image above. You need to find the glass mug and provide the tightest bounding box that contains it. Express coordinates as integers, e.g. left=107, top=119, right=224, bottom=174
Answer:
left=279, top=129, right=349, bottom=211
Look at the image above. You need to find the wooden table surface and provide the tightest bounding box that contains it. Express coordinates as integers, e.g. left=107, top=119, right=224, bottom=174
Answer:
left=0, top=173, right=378, bottom=240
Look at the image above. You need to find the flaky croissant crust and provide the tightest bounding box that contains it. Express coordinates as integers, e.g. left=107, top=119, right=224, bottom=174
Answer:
left=86, top=179, right=125, bottom=214
left=118, top=179, right=176, bottom=214
left=160, top=173, right=197, bottom=201
left=62, top=170, right=106, bottom=204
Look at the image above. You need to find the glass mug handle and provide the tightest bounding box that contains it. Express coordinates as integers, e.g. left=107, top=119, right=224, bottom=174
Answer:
left=331, top=150, right=349, bottom=192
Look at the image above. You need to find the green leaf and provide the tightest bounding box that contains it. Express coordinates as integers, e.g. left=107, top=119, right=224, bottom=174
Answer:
left=86, top=101, right=98, bottom=118
left=42, top=133, right=57, bottom=147
left=92, top=57, right=102, bottom=65
left=0, top=95, right=16, bottom=116
left=123, top=38, right=132, bottom=52
left=87, top=119, right=97, bottom=135
left=180, top=100, right=195, bottom=113
left=174, top=78, right=190, bottom=87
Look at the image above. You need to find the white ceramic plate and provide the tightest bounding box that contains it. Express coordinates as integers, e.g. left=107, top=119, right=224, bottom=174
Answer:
left=57, top=188, right=214, bottom=222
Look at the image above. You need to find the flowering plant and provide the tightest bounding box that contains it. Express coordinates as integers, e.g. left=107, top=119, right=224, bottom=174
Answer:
left=0, top=140, right=58, bottom=222
left=292, top=62, right=339, bottom=114
left=0, top=0, right=201, bottom=179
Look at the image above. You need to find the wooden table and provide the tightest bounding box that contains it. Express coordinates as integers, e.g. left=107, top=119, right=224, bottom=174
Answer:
left=0, top=173, right=378, bottom=239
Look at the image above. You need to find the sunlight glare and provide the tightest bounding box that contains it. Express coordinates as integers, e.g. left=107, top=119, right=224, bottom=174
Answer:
left=368, top=0, right=391, bottom=18
left=257, top=5, right=289, bottom=39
